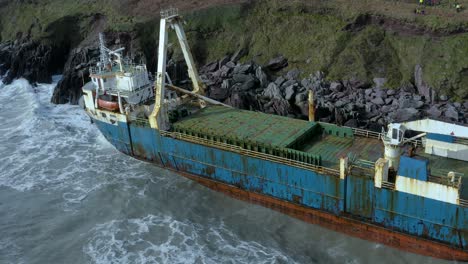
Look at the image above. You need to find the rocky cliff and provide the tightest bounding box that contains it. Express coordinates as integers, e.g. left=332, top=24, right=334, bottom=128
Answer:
left=0, top=0, right=467, bottom=127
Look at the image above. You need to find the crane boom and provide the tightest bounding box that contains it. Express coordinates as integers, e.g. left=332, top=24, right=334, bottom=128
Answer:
left=149, top=8, right=207, bottom=130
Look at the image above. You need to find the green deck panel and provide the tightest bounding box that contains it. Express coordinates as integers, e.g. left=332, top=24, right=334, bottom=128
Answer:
left=300, top=135, right=384, bottom=168
left=174, top=106, right=318, bottom=148
left=174, top=105, right=468, bottom=182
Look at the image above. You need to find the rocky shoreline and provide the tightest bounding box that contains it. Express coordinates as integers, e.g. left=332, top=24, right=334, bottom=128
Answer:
left=0, top=40, right=55, bottom=85
left=200, top=55, right=468, bottom=131
left=0, top=37, right=467, bottom=131
left=0, top=31, right=136, bottom=105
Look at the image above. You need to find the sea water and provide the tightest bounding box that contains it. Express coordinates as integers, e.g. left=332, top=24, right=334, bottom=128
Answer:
left=0, top=78, right=453, bottom=263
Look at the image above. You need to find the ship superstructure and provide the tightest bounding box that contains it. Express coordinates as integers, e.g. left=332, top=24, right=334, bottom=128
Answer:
left=81, top=8, right=468, bottom=260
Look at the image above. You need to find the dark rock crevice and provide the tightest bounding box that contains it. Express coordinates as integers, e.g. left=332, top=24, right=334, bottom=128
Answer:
left=135, top=19, right=159, bottom=73
left=0, top=39, right=54, bottom=84
left=43, top=15, right=85, bottom=75
left=50, top=46, right=99, bottom=104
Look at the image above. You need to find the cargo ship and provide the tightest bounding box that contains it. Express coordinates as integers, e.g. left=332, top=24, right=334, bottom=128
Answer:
left=81, top=8, right=468, bottom=260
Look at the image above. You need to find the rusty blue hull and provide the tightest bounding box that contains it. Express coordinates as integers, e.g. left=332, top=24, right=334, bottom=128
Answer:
left=93, top=118, right=468, bottom=260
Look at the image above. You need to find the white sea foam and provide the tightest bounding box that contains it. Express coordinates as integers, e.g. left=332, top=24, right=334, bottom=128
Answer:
left=85, top=214, right=296, bottom=264
left=0, top=78, right=426, bottom=264
left=0, top=78, right=149, bottom=209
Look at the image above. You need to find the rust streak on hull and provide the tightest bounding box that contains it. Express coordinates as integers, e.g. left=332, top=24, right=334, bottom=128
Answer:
left=130, top=153, right=468, bottom=261
left=166, top=167, right=468, bottom=261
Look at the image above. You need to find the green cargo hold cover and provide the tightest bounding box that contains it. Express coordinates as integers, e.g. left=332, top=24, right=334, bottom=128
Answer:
left=173, top=106, right=317, bottom=148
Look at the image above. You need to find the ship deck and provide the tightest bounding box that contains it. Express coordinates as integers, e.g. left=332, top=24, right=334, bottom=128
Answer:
left=417, top=151, right=468, bottom=199
left=173, top=105, right=468, bottom=181
left=173, top=106, right=317, bottom=148
left=173, top=106, right=388, bottom=169
left=417, top=151, right=468, bottom=176
left=298, top=135, right=384, bottom=169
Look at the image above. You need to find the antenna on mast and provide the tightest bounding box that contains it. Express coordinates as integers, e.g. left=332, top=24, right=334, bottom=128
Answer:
left=99, top=33, right=109, bottom=66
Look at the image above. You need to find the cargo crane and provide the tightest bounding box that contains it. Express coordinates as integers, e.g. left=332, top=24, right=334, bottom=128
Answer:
left=149, top=8, right=207, bottom=130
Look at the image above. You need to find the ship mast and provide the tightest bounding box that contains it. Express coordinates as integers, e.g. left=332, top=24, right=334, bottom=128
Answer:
left=149, top=7, right=206, bottom=130
left=99, top=33, right=109, bottom=70
left=98, top=33, right=125, bottom=72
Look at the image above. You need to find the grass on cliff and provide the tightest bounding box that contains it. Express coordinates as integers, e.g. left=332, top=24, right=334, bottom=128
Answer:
left=0, top=0, right=137, bottom=41
left=1, top=0, right=467, bottom=98
left=324, top=0, right=468, bottom=32
left=176, top=0, right=468, bottom=98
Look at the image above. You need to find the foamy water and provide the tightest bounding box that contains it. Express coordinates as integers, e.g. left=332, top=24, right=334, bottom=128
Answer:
left=0, top=78, right=455, bottom=263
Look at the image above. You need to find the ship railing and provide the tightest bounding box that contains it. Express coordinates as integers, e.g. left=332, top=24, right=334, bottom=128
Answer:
left=349, top=165, right=374, bottom=178
left=350, top=127, right=422, bottom=147
left=454, top=137, right=468, bottom=146
left=355, top=159, right=375, bottom=169
left=160, top=8, right=179, bottom=19
left=129, top=117, right=152, bottom=127
left=428, top=171, right=463, bottom=188
left=105, top=88, right=131, bottom=97
left=159, top=130, right=341, bottom=177
left=89, top=62, right=147, bottom=76
left=348, top=159, right=375, bottom=178
left=381, top=181, right=395, bottom=190
left=106, top=83, right=151, bottom=97
left=431, top=169, right=464, bottom=178
left=458, top=199, right=468, bottom=208
left=351, top=128, right=382, bottom=140
left=121, top=63, right=148, bottom=74
left=89, top=66, right=101, bottom=75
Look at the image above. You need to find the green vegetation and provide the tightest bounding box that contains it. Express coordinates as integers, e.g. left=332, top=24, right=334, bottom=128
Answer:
left=0, top=0, right=138, bottom=40
left=0, top=0, right=467, bottom=98
left=183, top=5, right=246, bottom=62
left=327, top=26, right=403, bottom=88
left=175, top=0, right=468, bottom=98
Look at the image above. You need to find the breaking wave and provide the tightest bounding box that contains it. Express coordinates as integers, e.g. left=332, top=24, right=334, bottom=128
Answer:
left=85, top=214, right=296, bottom=264
left=0, top=77, right=448, bottom=264
left=0, top=78, right=148, bottom=208
left=0, top=78, right=296, bottom=264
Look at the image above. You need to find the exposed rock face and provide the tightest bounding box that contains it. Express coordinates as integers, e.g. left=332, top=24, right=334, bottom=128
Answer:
left=0, top=22, right=466, bottom=131
left=51, top=47, right=99, bottom=104
left=263, top=83, right=282, bottom=99
left=50, top=31, right=139, bottom=104
left=415, top=64, right=436, bottom=103
left=200, top=56, right=468, bottom=130
left=265, top=56, right=288, bottom=71
left=0, top=41, right=12, bottom=76
left=0, top=13, right=88, bottom=85
left=0, top=39, right=54, bottom=84
left=391, top=108, right=420, bottom=123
